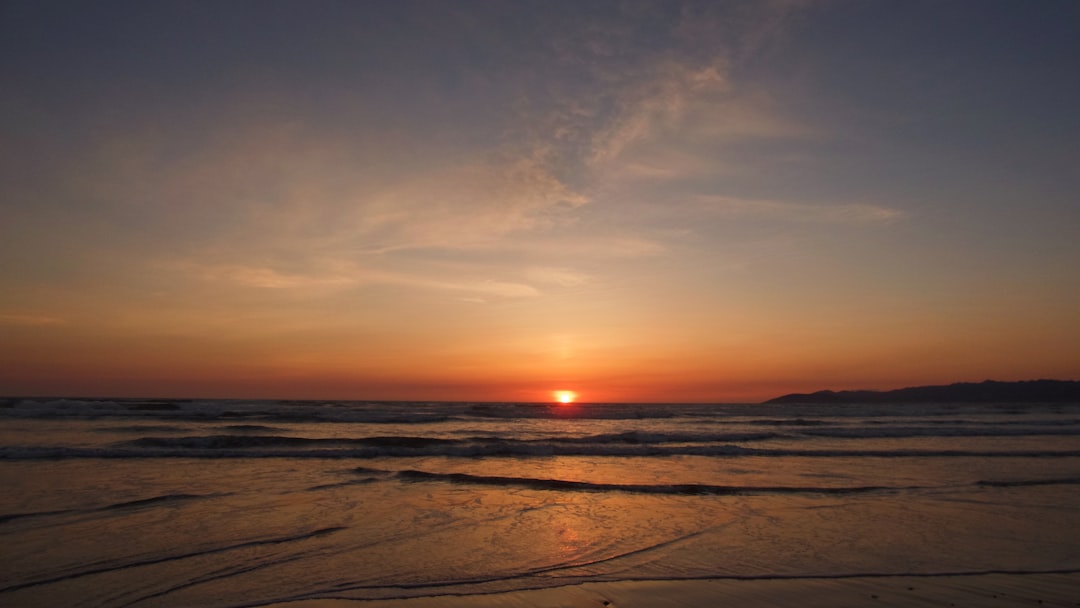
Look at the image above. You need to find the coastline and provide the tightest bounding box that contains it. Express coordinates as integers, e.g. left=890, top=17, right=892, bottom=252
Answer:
left=266, top=572, right=1080, bottom=607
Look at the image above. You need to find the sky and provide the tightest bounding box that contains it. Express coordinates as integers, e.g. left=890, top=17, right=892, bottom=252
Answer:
left=1, top=0, right=1078, bottom=403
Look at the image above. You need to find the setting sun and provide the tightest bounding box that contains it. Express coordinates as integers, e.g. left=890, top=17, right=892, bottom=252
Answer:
left=553, top=391, right=577, bottom=404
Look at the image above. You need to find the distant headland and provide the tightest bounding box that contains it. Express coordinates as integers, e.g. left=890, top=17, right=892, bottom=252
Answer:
left=765, top=379, right=1080, bottom=404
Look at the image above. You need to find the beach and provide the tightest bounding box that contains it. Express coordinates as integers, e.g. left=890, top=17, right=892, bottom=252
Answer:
left=2, top=399, right=1079, bottom=607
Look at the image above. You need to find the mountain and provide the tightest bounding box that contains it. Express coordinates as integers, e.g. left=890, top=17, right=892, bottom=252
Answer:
left=765, top=380, right=1080, bottom=404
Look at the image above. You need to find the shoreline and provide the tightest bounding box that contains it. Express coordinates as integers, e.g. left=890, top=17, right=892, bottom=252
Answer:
left=264, top=571, right=1080, bottom=607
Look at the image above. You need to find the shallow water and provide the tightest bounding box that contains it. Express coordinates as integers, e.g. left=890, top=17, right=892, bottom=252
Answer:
left=2, top=399, right=1079, bottom=606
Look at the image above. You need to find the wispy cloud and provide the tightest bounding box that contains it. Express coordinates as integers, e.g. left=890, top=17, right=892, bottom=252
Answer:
left=190, top=260, right=544, bottom=301
left=521, top=0, right=815, bottom=180
left=524, top=266, right=590, bottom=287
left=59, top=112, right=603, bottom=304
left=581, top=66, right=818, bottom=188
left=351, top=152, right=588, bottom=253
left=7, top=0, right=828, bottom=316
left=587, top=62, right=732, bottom=165
left=0, top=313, right=66, bottom=326
left=693, top=195, right=903, bottom=224
left=198, top=265, right=356, bottom=290
left=503, top=235, right=667, bottom=259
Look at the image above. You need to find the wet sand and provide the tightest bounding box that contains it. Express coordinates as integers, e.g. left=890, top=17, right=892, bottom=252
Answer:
left=4, top=401, right=1079, bottom=607
left=274, top=572, right=1080, bottom=607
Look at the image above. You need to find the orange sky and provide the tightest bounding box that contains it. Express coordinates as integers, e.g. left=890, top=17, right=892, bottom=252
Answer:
left=2, top=2, right=1078, bottom=402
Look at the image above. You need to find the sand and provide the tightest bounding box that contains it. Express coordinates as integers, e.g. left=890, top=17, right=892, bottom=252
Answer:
left=269, top=572, right=1080, bottom=607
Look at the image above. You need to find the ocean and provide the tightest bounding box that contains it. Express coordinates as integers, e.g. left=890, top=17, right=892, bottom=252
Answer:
left=2, top=398, right=1079, bottom=607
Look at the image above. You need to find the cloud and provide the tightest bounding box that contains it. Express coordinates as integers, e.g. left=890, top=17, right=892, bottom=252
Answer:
left=519, top=1, right=815, bottom=177
left=198, top=265, right=356, bottom=290
left=57, top=101, right=599, bottom=260
left=5, top=1, right=825, bottom=317
left=0, top=313, right=66, bottom=326
left=459, top=280, right=540, bottom=298
left=581, top=67, right=817, bottom=187
left=693, top=195, right=903, bottom=224
left=59, top=112, right=597, bottom=300
left=587, top=62, right=733, bottom=165
left=191, top=261, right=543, bottom=300
left=686, top=91, right=815, bottom=141
left=353, top=152, right=588, bottom=253
left=505, top=235, right=667, bottom=259
left=524, top=267, right=590, bottom=287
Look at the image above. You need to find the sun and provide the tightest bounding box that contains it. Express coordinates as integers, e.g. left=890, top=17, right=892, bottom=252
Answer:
left=553, top=390, right=577, bottom=405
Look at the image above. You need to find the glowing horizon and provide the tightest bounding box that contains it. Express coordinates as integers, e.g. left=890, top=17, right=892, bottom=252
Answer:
left=554, top=391, right=577, bottom=405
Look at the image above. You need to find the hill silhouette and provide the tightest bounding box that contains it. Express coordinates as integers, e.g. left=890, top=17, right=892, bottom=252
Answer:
left=765, top=379, right=1080, bottom=404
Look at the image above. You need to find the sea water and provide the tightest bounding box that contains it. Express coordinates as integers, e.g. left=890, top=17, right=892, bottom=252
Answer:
left=1, top=398, right=1078, bottom=606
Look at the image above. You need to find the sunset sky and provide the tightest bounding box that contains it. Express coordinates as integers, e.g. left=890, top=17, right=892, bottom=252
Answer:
left=2, top=1, right=1078, bottom=402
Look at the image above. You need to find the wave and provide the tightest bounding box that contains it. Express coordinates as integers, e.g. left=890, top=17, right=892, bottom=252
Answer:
left=112, top=425, right=1080, bottom=453
left=121, top=435, right=462, bottom=449
left=113, top=432, right=786, bottom=452
left=327, top=467, right=1080, bottom=496
left=748, top=418, right=830, bottom=426
left=8, top=397, right=1077, bottom=425
left=288, top=467, right=1080, bottom=501
left=0, top=493, right=226, bottom=525
left=98, top=425, right=189, bottom=434
left=222, top=424, right=282, bottom=432
left=801, top=426, right=1080, bottom=439
left=393, top=469, right=911, bottom=496
left=0, top=398, right=463, bottom=424
left=6, top=399, right=1080, bottom=445
left=5, top=441, right=1079, bottom=461
left=552, top=430, right=783, bottom=444
left=975, top=477, right=1080, bottom=488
